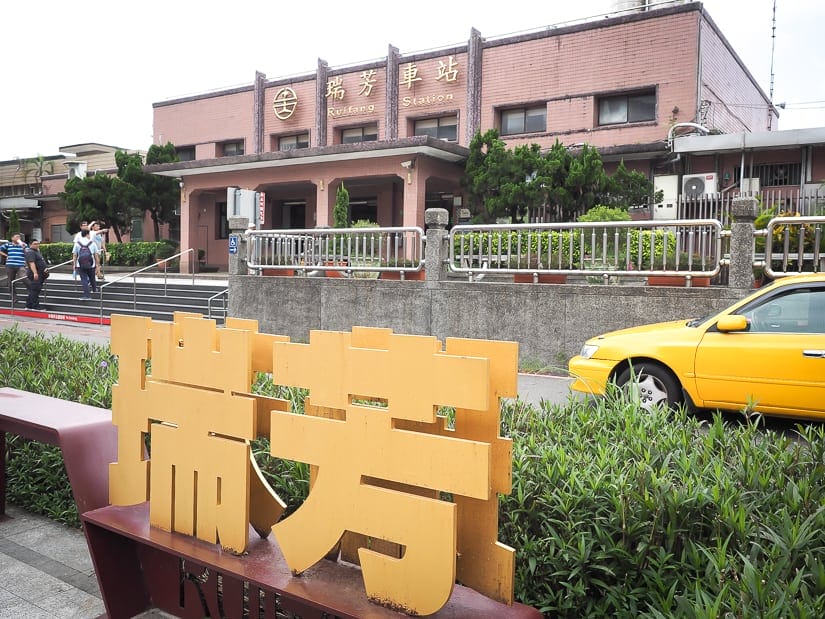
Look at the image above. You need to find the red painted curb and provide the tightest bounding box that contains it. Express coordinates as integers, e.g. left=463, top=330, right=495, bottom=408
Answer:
left=0, top=308, right=111, bottom=325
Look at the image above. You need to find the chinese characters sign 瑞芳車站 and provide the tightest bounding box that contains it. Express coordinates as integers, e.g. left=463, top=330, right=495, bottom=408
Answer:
left=106, top=315, right=518, bottom=615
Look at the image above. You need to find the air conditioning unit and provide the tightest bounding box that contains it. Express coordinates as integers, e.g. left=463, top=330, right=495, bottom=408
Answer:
left=740, top=177, right=760, bottom=193
left=682, top=173, right=718, bottom=197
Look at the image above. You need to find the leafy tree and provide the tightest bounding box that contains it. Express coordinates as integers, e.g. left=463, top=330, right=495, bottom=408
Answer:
left=461, top=130, right=521, bottom=223
left=114, top=143, right=180, bottom=241
left=8, top=209, right=20, bottom=235
left=600, top=160, right=662, bottom=208
left=334, top=182, right=349, bottom=228
left=463, top=134, right=662, bottom=222
left=21, top=154, right=55, bottom=185
left=60, top=173, right=135, bottom=241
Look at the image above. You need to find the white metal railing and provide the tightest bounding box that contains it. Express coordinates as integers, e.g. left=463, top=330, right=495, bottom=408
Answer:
left=97, top=248, right=196, bottom=321
left=10, top=258, right=74, bottom=311
left=759, top=216, right=825, bottom=278
left=449, top=219, right=723, bottom=283
left=246, top=227, right=425, bottom=276
left=207, top=288, right=229, bottom=321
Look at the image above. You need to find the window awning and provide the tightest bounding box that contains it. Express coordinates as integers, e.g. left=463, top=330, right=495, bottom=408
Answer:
left=0, top=197, right=41, bottom=210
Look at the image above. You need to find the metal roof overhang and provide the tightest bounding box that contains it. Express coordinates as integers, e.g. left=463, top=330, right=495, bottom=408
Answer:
left=145, top=137, right=470, bottom=179
left=0, top=197, right=41, bottom=210
left=673, top=127, right=825, bottom=155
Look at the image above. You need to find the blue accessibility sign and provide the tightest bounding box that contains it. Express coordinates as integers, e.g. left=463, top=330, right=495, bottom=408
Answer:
left=228, top=236, right=238, bottom=255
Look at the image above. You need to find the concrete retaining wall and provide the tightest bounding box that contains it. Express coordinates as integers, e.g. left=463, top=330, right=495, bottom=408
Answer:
left=228, top=276, right=745, bottom=368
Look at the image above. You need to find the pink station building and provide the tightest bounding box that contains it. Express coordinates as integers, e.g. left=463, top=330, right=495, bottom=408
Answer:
left=7, top=2, right=821, bottom=270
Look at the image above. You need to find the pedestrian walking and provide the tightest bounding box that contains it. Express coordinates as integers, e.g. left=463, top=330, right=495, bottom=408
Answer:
left=1, top=233, right=28, bottom=295
left=90, top=221, right=107, bottom=280
left=23, top=239, right=49, bottom=310
left=72, top=229, right=100, bottom=301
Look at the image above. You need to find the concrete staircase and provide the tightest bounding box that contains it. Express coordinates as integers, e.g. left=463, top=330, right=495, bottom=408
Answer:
left=0, top=272, right=228, bottom=324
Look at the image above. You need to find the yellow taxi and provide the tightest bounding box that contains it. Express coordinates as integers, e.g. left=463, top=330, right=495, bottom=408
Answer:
left=568, top=273, right=825, bottom=419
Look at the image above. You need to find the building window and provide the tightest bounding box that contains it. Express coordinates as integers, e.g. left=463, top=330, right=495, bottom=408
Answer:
left=414, top=116, right=458, bottom=141
left=500, top=106, right=546, bottom=136
left=176, top=146, right=196, bottom=161
left=598, top=91, right=656, bottom=125
left=733, top=162, right=801, bottom=187
left=131, top=218, right=144, bottom=241
left=217, top=202, right=229, bottom=239
left=341, top=124, right=378, bottom=144
left=279, top=133, right=310, bottom=151
left=219, top=140, right=245, bottom=157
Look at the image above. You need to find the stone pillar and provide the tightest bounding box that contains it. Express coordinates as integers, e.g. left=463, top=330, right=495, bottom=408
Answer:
left=424, top=208, right=449, bottom=285
left=315, top=59, right=329, bottom=147
left=228, top=216, right=250, bottom=276
left=729, top=197, right=759, bottom=290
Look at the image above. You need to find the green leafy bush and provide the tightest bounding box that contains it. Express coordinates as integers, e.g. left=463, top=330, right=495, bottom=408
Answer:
left=40, top=241, right=171, bottom=267
left=578, top=205, right=632, bottom=222
left=501, top=393, right=825, bottom=616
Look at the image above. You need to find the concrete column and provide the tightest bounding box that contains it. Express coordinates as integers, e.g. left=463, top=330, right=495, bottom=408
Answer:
left=729, top=197, right=759, bottom=290
left=402, top=168, right=425, bottom=228
left=385, top=45, right=399, bottom=140
left=228, top=216, right=250, bottom=276
left=179, top=185, right=194, bottom=274
left=315, top=59, right=329, bottom=147
left=424, top=208, right=449, bottom=284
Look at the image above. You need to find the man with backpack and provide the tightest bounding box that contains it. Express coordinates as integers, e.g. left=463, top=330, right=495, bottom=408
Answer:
left=72, top=229, right=100, bottom=300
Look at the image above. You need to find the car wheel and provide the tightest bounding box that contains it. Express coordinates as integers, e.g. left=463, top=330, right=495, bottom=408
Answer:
left=615, top=362, right=682, bottom=410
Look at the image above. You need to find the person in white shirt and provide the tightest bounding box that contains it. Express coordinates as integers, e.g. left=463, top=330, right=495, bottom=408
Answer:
left=90, top=221, right=107, bottom=280
left=72, top=229, right=100, bottom=300
left=72, top=221, right=90, bottom=243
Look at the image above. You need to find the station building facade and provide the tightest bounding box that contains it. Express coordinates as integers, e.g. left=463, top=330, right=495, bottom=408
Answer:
left=146, top=1, right=780, bottom=270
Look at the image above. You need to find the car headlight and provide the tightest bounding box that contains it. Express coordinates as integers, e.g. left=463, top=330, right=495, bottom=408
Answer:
left=579, top=344, right=599, bottom=359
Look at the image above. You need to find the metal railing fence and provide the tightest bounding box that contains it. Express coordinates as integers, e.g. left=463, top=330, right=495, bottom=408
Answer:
left=449, top=219, right=724, bottom=283
left=246, top=227, right=425, bottom=275
left=760, top=216, right=825, bottom=278
left=97, top=248, right=195, bottom=322
left=10, top=259, right=74, bottom=311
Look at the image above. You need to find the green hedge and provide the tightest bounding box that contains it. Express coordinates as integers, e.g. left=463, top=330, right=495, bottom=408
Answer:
left=2, top=325, right=824, bottom=616
left=453, top=229, right=676, bottom=269
left=40, top=241, right=175, bottom=267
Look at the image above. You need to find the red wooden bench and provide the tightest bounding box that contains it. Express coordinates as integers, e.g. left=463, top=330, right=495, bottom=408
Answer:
left=0, top=387, right=117, bottom=518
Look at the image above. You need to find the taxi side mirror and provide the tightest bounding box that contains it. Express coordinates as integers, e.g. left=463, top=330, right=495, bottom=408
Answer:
left=716, top=315, right=749, bottom=332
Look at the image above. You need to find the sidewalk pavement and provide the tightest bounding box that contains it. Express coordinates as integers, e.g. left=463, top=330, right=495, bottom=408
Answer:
left=0, top=313, right=575, bottom=618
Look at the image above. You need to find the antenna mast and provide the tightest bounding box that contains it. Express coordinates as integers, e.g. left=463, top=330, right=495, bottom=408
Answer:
left=768, top=0, right=777, bottom=129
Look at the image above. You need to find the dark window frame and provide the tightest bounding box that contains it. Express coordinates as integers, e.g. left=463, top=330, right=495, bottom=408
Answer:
left=176, top=146, right=196, bottom=161
left=340, top=124, right=378, bottom=144
left=499, top=105, right=546, bottom=136
left=278, top=133, right=310, bottom=151
left=598, top=90, right=656, bottom=126
left=219, top=140, right=245, bottom=157
left=414, top=115, right=458, bottom=141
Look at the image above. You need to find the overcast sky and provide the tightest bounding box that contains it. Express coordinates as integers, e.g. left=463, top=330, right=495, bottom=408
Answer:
left=1, top=0, right=822, bottom=162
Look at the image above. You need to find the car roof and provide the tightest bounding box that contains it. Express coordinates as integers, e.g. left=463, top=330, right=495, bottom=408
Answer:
left=770, top=273, right=825, bottom=287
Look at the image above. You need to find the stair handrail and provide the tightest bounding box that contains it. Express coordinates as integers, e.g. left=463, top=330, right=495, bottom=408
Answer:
left=98, top=248, right=195, bottom=323
left=206, top=288, right=229, bottom=321
left=10, top=259, right=74, bottom=313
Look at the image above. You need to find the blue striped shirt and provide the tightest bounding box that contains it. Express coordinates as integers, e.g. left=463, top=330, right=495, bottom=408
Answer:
left=1, top=242, right=26, bottom=267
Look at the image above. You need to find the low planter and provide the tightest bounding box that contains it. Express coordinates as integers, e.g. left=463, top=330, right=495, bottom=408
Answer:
left=647, top=275, right=711, bottom=287
left=262, top=268, right=295, bottom=276
left=324, top=261, right=348, bottom=277
left=380, top=270, right=425, bottom=281
left=513, top=273, right=568, bottom=284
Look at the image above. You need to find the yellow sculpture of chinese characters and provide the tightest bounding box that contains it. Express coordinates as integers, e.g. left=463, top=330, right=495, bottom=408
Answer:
left=108, top=314, right=518, bottom=615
